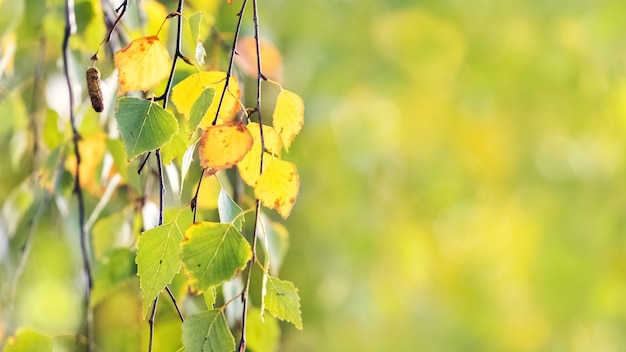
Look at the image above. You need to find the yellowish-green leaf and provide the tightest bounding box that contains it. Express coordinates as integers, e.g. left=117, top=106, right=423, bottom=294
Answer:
left=91, top=248, right=136, bottom=307
left=254, top=159, right=299, bottom=218
left=171, top=71, right=241, bottom=128
left=218, top=188, right=244, bottom=230
left=64, top=131, right=107, bottom=196
left=198, top=121, right=253, bottom=170
left=105, top=138, right=129, bottom=182
left=272, top=89, right=304, bottom=152
left=4, top=328, right=52, bottom=352
left=264, top=276, right=303, bottom=330
left=237, top=122, right=282, bottom=187
left=160, top=127, right=189, bottom=165
left=247, top=307, right=280, bottom=352
left=204, top=288, right=217, bottom=309
left=189, top=11, right=203, bottom=42
left=257, top=213, right=289, bottom=276
left=182, top=310, right=235, bottom=352
left=189, top=87, right=216, bottom=133
left=114, top=36, right=172, bottom=94
left=136, top=222, right=184, bottom=318
left=180, top=222, right=252, bottom=293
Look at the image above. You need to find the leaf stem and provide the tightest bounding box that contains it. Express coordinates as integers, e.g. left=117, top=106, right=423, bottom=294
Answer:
left=238, top=1, right=265, bottom=350
left=63, top=0, right=93, bottom=349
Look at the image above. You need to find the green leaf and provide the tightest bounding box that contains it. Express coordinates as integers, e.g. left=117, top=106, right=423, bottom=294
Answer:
left=161, top=127, right=189, bottom=165
left=257, top=213, right=289, bottom=275
left=92, top=248, right=136, bottom=306
left=203, top=288, right=217, bottom=309
left=136, top=222, right=184, bottom=318
left=4, top=328, right=52, bottom=352
left=247, top=307, right=280, bottom=352
left=182, top=310, right=235, bottom=352
left=189, top=11, right=203, bottom=43
left=92, top=212, right=130, bottom=259
left=189, top=87, right=215, bottom=133
left=43, top=109, right=64, bottom=150
left=180, top=222, right=252, bottom=293
left=218, top=188, right=244, bottom=230
left=105, top=138, right=129, bottom=182
left=114, top=97, right=178, bottom=160
left=179, top=143, right=196, bottom=197
left=264, top=276, right=303, bottom=330
left=2, top=182, right=34, bottom=237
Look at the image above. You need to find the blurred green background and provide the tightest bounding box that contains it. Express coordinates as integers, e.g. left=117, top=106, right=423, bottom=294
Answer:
left=3, top=0, right=626, bottom=351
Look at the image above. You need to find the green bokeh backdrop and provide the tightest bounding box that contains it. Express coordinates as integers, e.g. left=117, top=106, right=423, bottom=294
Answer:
left=2, top=0, right=626, bottom=351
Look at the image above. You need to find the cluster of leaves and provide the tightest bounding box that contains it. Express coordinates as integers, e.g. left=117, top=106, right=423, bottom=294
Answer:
left=111, top=5, right=304, bottom=351
left=2, top=0, right=304, bottom=351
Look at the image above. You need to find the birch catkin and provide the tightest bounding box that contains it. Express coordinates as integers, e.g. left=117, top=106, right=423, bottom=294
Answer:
left=86, top=67, right=104, bottom=112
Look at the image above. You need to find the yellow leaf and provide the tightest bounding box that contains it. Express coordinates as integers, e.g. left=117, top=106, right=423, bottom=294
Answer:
left=196, top=174, right=221, bottom=210
left=235, top=36, right=283, bottom=81
left=199, top=121, right=253, bottom=170
left=273, top=89, right=304, bottom=152
left=114, top=36, right=172, bottom=94
left=254, top=159, right=299, bottom=218
left=65, top=132, right=107, bottom=196
left=171, top=71, right=241, bottom=128
left=237, top=122, right=282, bottom=187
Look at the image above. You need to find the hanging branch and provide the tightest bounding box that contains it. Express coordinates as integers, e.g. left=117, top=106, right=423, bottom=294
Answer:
left=92, top=0, right=128, bottom=60
left=63, top=0, right=94, bottom=349
left=238, top=0, right=266, bottom=350
left=190, top=0, right=249, bottom=222
left=146, top=0, right=187, bottom=349
left=210, top=0, right=249, bottom=126
left=28, top=37, right=46, bottom=164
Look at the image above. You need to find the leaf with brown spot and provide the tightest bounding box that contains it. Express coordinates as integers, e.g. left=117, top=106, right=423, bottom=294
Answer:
left=198, top=121, right=253, bottom=170
left=272, top=89, right=304, bottom=152
left=237, top=122, right=283, bottom=187
left=254, top=158, right=299, bottom=218
left=113, top=36, right=172, bottom=94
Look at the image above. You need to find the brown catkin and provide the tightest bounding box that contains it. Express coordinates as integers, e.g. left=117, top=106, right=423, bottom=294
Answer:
left=86, top=67, right=104, bottom=112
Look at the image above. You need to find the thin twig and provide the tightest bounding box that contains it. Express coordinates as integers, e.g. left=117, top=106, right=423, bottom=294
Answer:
left=156, top=149, right=165, bottom=226
left=238, top=1, right=265, bottom=350
left=191, top=168, right=205, bottom=223
left=211, top=0, right=249, bottom=126
left=28, top=37, right=46, bottom=165
left=148, top=294, right=159, bottom=352
left=92, top=0, right=128, bottom=60
left=145, top=2, right=187, bottom=349
left=63, top=0, right=93, bottom=349
left=138, top=151, right=152, bottom=174
left=165, top=286, right=185, bottom=322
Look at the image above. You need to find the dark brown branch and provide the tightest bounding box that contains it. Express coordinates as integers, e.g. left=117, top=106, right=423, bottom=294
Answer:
left=211, top=0, right=249, bottom=126
left=238, top=0, right=265, bottom=350
left=145, top=2, right=187, bottom=349
left=92, top=0, right=128, bottom=60
left=63, top=0, right=93, bottom=349
left=148, top=294, right=159, bottom=352
left=191, top=168, right=205, bottom=223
